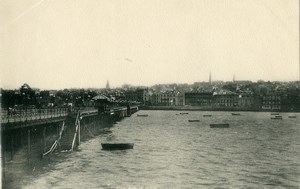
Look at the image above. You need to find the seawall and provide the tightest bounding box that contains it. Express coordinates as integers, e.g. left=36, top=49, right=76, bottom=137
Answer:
left=140, top=106, right=300, bottom=112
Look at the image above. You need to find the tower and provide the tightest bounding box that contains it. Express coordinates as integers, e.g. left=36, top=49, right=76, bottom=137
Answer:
left=233, top=74, right=235, bottom=83
left=209, top=71, right=212, bottom=85
left=106, top=80, right=110, bottom=89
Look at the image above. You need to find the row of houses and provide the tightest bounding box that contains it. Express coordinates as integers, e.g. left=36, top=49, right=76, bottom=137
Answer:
left=123, top=89, right=300, bottom=111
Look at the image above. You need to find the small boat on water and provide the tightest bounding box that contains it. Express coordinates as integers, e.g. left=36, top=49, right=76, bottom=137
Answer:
left=180, top=112, right=189, bottom=115
left=203, top=115, right=212, bottom=117
left=188, top=119, right=200, bottom=122
left=210, top=124, right=229, bottom=128
left=271, top=117, right=282, bottom=120
left=288, top=116, right=297, bottom=118
left=137, top=114, right=148, bottom=117
left=101, top=143, right=134, bottom=150
left=271, top=113, right=280, bottom=115
left=99, top=128, right=112, bottom=134
left=275, top=115, right=282, bottom=118
left=232, top=113, right=241, bottom=116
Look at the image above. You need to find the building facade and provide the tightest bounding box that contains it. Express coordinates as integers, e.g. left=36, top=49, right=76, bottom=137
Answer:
left=261, top=94, right=281, bottom=110
left=213, top=93, right=238, bottom=107
left=185, top=92, right=213, bottom=106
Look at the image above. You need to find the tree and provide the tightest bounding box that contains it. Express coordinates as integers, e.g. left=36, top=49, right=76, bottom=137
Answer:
left=20, top=83, right=36, bottom=107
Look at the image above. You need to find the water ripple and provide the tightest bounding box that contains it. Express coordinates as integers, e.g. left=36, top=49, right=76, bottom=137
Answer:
left=21, top=111, right=300, bottom=189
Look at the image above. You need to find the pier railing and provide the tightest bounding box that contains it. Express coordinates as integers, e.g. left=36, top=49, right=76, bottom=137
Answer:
left=1, top=105, right=138, bottom=124
left=1, top=108, right=69, bottom=124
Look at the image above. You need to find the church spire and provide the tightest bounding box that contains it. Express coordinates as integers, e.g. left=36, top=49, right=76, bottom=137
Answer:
left=106, top=80, right=110, bottom=89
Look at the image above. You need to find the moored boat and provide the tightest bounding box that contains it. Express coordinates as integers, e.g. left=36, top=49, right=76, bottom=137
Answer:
left=137, top=114, right=148, bottom=117
left=188, top=119, right=200, bottom=122
left=271, top=117, right=282, bottom=120
left=180, top=112, right=189, bottom=115
left=101, top=143, right=134, bottom=150
left=271, top=113, right=279, bottom=115
left=203, top=115, right=212, bottom=117
left=210, top=124, right=229, bottom=128
left=288, top=116, right=297, bottom=118
left=232, top=113, right=241, bottom=116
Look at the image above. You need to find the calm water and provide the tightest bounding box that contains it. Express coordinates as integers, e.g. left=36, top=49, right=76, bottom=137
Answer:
left=22, top=111, right=300, bottom=188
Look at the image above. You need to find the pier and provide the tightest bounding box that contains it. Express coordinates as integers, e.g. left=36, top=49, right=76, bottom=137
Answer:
left=1, top=105, right=139, bottom=187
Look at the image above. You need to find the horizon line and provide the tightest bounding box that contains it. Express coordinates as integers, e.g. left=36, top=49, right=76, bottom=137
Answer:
left=1, top=79, right=300, bottom=90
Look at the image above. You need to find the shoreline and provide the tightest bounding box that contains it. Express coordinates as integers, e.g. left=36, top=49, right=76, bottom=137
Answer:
left=140, top=106, right=300, bottom=113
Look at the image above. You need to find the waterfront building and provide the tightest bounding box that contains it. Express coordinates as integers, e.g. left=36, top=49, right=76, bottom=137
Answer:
left=280, top=94, right=300, bottom=111
left=237, top=94, right=261, bottom=110
left=160, top=91, right=177, bottom=106
left=212, top=91, right=238, bottom=107
left=124, top=89, right=148, bottom=104
left=149, top=92, right=162, bottom=105
left=176, top=92, right=185, bottom=106
left=261, top=94, right=281, bottom=110
left=184, top=92, right=213, bottom=106
left=237, top=94, right=253, bottom=107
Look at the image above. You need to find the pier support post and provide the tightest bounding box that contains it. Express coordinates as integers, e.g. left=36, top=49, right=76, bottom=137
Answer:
left=10, top=133, right=13, bottom=161
left=43, top=127, right=46, bottom=153
left=27, top=129, right=31, bottom=166
left=57, top=123, right=59, bottom=137
left=19, top=129, right=23, bottom=147
left=1, top=128, right=5, bottom=188
left=93, top=118, right=96, bottom=133
left=78, top=119, right=81, bottom=146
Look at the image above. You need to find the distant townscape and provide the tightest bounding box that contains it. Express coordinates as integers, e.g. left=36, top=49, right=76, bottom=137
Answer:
left=1, top=79, right=300, bottom=112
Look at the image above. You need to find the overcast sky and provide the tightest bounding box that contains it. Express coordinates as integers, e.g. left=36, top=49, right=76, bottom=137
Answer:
left=1, top=0, right=299, bottom=89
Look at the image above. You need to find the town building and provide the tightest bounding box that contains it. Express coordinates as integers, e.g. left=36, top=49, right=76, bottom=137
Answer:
left=237, top=94, right=261, bottom=110
left=161, top=91, right=177, bottom=106
left=176, top=92, right=185, bottom=106
left=212, top=92, right=238, bottom=107
left=185, top=92, right=213, bottom=106
left=149, top=92, right=162, bottom=105
left=261, top=94, right=281, bottom=110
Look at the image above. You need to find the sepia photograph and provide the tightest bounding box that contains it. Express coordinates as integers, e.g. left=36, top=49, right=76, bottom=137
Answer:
left=0, top=0, right=299, bottom=188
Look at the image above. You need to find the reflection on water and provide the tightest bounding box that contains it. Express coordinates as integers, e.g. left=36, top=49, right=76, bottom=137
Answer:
left=18, top=111, right=300, bottom=188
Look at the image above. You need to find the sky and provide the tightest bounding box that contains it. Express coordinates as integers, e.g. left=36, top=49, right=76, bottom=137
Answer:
left=0, top=0, right=299, bottom=89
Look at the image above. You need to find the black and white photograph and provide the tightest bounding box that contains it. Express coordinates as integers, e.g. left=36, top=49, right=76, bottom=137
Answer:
left=0, top=0, right=299, bottom=188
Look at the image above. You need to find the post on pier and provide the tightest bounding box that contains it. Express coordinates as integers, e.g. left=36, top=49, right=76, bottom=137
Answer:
left=58, top=122, right=63, bottom=151
left=10, top=132, right=13, bottom=161
left=1, top=126, right=6, bottom=188
left=57, top=123, right=59, bottom=139
left=78, top=118, right=81, bottom=146
left=20, top=129, right=23, bottom=147
left=27, top=129, right=31, bottom=166
left=93, top=117, right=96, bottom=133
left=43, top=127, right=46, bottom=153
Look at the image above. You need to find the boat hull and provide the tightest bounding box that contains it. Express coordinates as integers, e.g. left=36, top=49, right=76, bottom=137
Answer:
left=271, top=113, right=279, bottom=115
left=188, top=120, right=200, bottom=122
left=210, top=124, right=229, bottom=128
left=101, top=143, right=134, bottom=150
left=137, top=115, right=148, bottom=117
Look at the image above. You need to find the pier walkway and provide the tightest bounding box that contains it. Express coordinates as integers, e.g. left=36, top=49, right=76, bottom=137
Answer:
left=1, top=105, right=139, bottom=130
